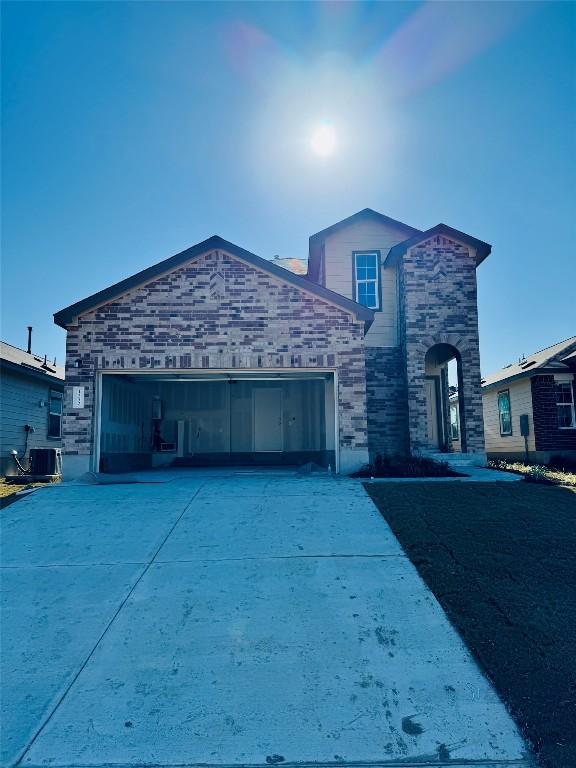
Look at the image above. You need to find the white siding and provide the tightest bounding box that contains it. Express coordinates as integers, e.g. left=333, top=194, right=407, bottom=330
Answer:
left=323, top=219, right=409, bottom=347
left=100, top=377, right=152, bottom=454
left=160, top=379, right=327, bottom=453
left=483, top=378, right=536, bottom=453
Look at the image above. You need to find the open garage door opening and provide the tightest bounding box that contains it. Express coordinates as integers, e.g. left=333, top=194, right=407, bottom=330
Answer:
left=96, top=371, right=337, bottom=473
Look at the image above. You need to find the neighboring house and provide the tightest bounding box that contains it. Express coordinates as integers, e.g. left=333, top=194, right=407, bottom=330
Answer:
left=54, top=208, right=491, bottom=478
left=452, top=336, right=576, bottom=463
left=0, top=339, right=65, bottom=476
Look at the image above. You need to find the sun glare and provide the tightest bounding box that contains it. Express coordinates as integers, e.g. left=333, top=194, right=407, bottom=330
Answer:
left=310, top=121, right=337, bottom=157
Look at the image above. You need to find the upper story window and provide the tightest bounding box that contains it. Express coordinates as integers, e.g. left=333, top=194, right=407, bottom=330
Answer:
left=498, top=389, right=512, bottom=436
left=353, top=251, right=381, bottom=310
left=556, top=381, right=576, bottom=429
left=48, top=390, right=63, bottom=438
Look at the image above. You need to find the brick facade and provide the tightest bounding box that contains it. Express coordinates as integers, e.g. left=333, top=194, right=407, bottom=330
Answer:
left=531, top=375, right=576, bottom=453
left=399, top=234, right=485, bottom=455
left=60, top=221, right=491, bottom=476
left=365, top=347, right=409, bottom=457
left=62, top=249, right=369, bottom=474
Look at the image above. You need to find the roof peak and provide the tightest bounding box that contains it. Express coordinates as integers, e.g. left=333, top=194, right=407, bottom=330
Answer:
left=54, top=235, right=374, bottom=329
left=307, top=208, right=422, bottom=281
left=309, top=208, right=422, bottom=243
left=386, top=223, right=492, bottom=267
left=522, top=335, right=576, bottom=359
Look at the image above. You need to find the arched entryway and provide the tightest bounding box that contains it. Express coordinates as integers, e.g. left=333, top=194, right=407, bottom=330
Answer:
left=424, top=343, right=466, bottom=453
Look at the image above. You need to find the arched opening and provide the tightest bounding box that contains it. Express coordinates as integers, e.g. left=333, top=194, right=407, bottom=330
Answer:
left=424, top=343, right=466, bottom=453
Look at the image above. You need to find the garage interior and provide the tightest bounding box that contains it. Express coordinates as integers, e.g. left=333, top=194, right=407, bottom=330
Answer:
left=98, top=371, right=336, bottom=472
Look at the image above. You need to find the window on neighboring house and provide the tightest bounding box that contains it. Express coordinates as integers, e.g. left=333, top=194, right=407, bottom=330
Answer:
left=450, top=403, right=460, bottom=440
left=353, top=251, right=381, bottom=309
left=48, top=390, right=63, bottom=438
left=498, top=390, right=512, bottom=436
left=556, top=381, right=576, bottom=429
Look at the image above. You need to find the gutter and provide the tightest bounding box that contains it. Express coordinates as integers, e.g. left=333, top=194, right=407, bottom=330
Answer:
left=481, top=366, right=574, bottom=393
left=0, top=358, right=65, bottom=386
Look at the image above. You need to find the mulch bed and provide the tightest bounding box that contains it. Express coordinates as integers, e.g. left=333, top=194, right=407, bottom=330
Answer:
left=366, top=481, right=576, bottom=768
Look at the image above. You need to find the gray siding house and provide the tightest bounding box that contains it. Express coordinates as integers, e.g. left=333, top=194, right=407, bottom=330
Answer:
left=0, top=340, right=65, bottom=476
left=54, top=208, right=490, bottom=478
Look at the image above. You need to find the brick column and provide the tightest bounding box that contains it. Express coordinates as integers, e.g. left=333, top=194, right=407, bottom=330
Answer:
left=399, top=234, right=485, bottom=457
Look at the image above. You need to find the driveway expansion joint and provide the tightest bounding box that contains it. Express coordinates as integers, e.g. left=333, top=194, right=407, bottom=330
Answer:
left=154, top=552, right=407, bottom=564
left=0, top=562, right=149, bottom=569
left=19, top=759, right=535, bottom=768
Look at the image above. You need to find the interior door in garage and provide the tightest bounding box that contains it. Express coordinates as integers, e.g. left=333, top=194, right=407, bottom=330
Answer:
left=253, top=388, right=283, bottom=451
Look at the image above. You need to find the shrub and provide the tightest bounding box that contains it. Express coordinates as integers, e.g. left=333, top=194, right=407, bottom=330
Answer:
left=351, top=453, right=462, bottom=479
left=524, top=465, right=554, bottom=485
left=488, top=458, right=576, bottom=487
left=488, top=459, right=510, bottom=472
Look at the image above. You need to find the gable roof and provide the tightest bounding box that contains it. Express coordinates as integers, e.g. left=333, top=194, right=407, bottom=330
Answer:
left=386, top=224, right=492, bottom=267
left=54, top=235, right=374, bottom=329
left=308, top=208, right=422, bottom=281
left=481, top=336, right=576, bottom=391
left=0, top=341, right=65, bottom=383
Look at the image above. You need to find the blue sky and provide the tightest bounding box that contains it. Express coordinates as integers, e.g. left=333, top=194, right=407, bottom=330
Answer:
left=2, top=1, right=574, bottom=375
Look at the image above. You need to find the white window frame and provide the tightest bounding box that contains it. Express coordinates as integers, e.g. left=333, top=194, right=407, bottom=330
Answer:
left=498, top=389, right=512, bottom=436
left=48, top=389, right=63, bottom=439
left=353, top=251, right=381, bottom=310
left=449, top=403, right=460, bottom=440
left=556, top=381, right=576, bottom=429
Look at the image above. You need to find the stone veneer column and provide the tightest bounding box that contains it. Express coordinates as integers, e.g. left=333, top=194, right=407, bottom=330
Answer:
left=399, top=235, right=485, bottom=457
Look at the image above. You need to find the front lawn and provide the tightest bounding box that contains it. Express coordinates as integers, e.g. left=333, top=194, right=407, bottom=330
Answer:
left=366, top=481, right=576, bottom=768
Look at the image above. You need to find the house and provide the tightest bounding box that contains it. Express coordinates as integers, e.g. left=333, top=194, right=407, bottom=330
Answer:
left=0, top=334, right=65, bottom=476
left=455, top=336, right=576, bottom=464
left=54, top=208, right=491, bottom=478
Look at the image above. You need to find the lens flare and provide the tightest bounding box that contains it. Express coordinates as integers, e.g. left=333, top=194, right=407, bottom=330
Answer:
left=310, top=121, right=337, bottom=157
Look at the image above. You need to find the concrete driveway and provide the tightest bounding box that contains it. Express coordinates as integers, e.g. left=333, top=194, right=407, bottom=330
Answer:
left=1, top=470, right=531, bottom=767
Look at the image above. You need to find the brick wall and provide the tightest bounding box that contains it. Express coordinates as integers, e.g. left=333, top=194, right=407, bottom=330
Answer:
left=399, top=235, right=485, bottom=455
left=63, top=249, right=369, bottom=472
left=531, top=375, right=576, bottom=452
left=365, top=347, right=409, bottom=457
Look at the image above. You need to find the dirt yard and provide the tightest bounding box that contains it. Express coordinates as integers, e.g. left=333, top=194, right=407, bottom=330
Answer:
left=366, top=481, right=576, bottom=768
left=0, top=479, right=42, bottom=508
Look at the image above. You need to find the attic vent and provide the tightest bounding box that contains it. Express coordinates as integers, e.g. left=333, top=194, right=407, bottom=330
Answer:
left=209, top=271, right=225, bottom=300
left=503, top=364, right=513, bottom=369
left=520, top=360, right=536, bottom=369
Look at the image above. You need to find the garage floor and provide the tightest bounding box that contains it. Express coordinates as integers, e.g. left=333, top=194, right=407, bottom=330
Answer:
left=2, top=470, right=532, bottom=767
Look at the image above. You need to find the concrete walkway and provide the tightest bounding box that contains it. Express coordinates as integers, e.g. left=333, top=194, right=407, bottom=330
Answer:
left=1, top=470, right=532, bottom=767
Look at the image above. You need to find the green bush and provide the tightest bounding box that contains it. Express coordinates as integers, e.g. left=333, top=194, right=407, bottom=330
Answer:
left=351, top=453, right=462, bottom=479
left=524, top=465, right=554, bottom=485
left=488, top=458, right=576, bottom=487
